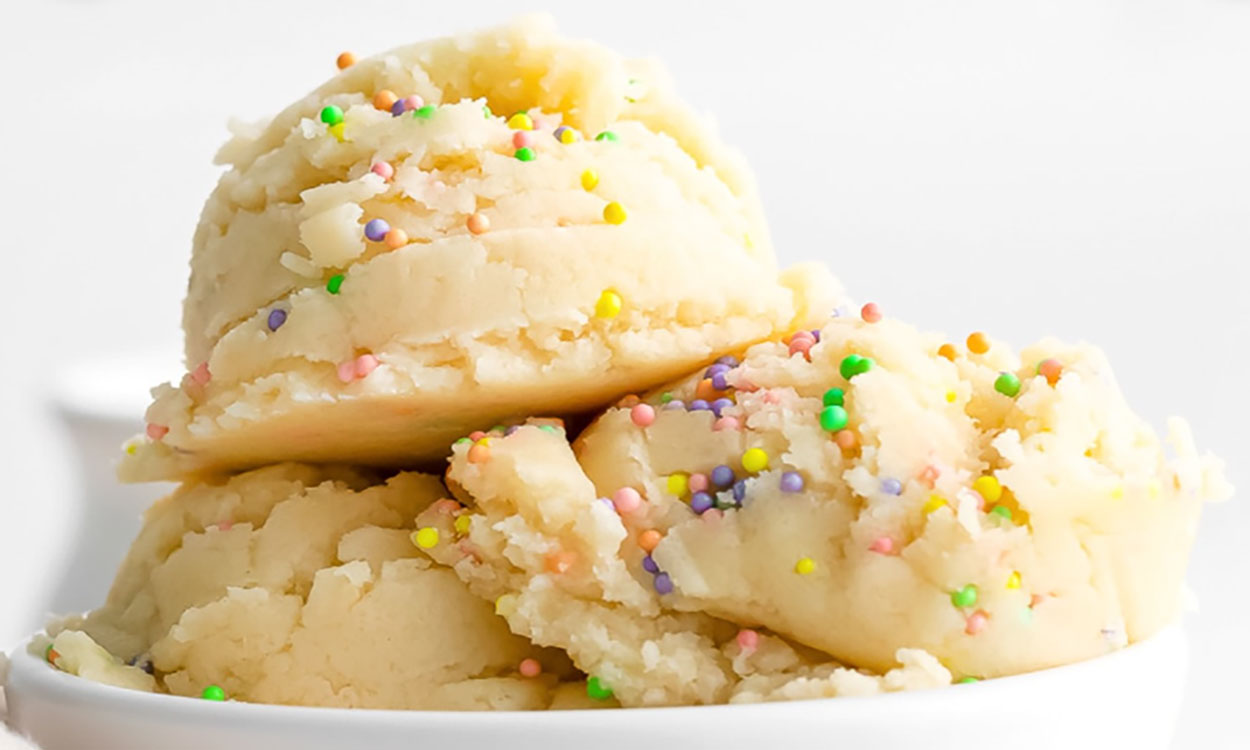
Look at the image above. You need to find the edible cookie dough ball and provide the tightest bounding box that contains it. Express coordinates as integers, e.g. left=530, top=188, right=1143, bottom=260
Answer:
left=432, top=314, right=1229, bottom=687
left=121, top=15, right=839, bottom=481
left=52, top=464, right=569, bottom=709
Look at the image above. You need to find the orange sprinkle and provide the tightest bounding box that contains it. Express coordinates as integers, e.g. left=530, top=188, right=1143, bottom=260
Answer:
left=861, top=302, right=882, bottom=323
left=638, top=529, right=663, bottom=552
left=384, top=228, right=408, bottom=249
left=467, top=444, right=490, bottom=463
left=918, top=465, right=940, bottom=486
left=47, top=648, right=60, bottom=664
left=834, top=429, right=858, bottom=450
left=544, top=550, right=577, bottom=574
left=695, top=378, right=720, bottom=401
left=938, top=343, right=958, bottom=361
left=519, top=658, right=542, bottom=678
left=336, top=52, right=357, bottom=70
left=618, top=394, right=641, bottom=408
left=373, top=89, right=398, bottom=111
left=966, top=332, right=990, bottom=354
left=467, top=212, right=490, bottom=235
left=1038, top=358, right=1063, bottom=386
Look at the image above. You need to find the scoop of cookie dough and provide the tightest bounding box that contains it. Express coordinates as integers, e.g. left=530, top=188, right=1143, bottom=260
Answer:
left=50, top=463, right=571, bottom=709
left=121, top=15, right=839, bottom=481
left=428, top=314, right=1229, bottom=692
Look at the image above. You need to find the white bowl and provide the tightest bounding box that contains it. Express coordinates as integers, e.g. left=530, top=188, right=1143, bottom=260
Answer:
left=4, top=626, right=1186, bottom=750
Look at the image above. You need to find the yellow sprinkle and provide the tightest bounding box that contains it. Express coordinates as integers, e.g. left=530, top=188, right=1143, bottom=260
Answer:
left=666, top=473, right=689, bottom=498
left=411, top=527, right=440, bottom=549
left=1148, top=479, right=1161, bottom=498
left=580, top=168, right=599, bottom=191
left=125, top=443, right=137, bottom=456
left=794, top=557, right=816, bottom=575
left=1006, top=571, right=1022, bottom=589
left=741, top=448, right=769, bottom=474
left=506, top=113, right=533, bottom=130
left=494, top=594, right=518, bottom=617
left=923, top=494, right=947, bottom=514
left=1110, top=484, right=1125, bottom=500
left=744, top=233, right=754, bottom=249
left=328, top=122, right=346, bottom=142
left=972, top=476, right=1003, bottom=504
left=603, top=201, right=627, bottom=224
left=595, top=290, right=622, bottom=318
left=558, top=127, right=581, bottom=144
left=945, top=390, right=957, bottom=403
left=453, top=515, right=472, bottom=535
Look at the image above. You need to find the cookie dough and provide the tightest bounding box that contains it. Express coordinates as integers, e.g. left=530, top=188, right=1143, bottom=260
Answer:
left=425, top=312, right=1228, bottom=697
left=50, top=464, right=571, bottom=709
left=121, top=15, right=839, bottom=481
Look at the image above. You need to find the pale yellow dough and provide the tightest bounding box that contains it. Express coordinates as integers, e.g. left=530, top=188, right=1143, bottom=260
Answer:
left=51, top=464, right=574, bottom=709
left=121, top=16, right=839, bottom=481
left=425, top=316, right=1229, bottom=701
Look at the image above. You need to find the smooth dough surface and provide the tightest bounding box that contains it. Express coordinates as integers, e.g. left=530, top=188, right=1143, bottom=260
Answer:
left=425, top=315, right=1229, bottom=697
left=121, top=15, right=839, bottom=481
left=49, top=464, right=572, bottom=709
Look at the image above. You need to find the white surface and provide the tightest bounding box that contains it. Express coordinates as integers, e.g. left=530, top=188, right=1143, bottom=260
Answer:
left=0, top=0, right=1245, bottom=747
left=4, top=625, right=1189, bottom=750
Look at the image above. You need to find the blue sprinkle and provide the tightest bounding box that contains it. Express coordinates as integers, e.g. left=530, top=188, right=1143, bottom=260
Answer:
left=663, top=399, right=686, bottom=411
left=364, top=218, right=390, bottom=242
left=642, top=555, right=659, bottom=574
left=780, top=471, right=805, bottom=493
left=710, top=398, right=733, bottom=417
left=705, top=363, right=730, bottom=379
left=711, top=464, right=735, bottom=488
left=732, top=479, right=747, bottom=504
left=390, top=99, right=406, bottom=116
left=881, top=477, right=903, bottom=496
left=715, top=355, right=740, bottom=367
left=690, top=492, right=714, bottom=514
left=653, top=572, right=674, bottom=594
left=711, top=372, right=729, bottom=390
left=267, top=309, right=287, bottom=332
left=689, top=399, right=711, bottom=412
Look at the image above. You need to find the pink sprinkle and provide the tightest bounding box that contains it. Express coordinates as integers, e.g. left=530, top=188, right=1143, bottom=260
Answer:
left=189, top=362, right=211, bottom=386
left=402, top=95, right=423, bottom=111
left=433, top=499, right=460, bottom=515
left=971, top=491, right=985, bottom=511
left=763, top=390, right=782, bottom=405
left=789, top=338, right=814, bottom=360
left=354, top=354, right=379, bottom=378
left=469, top=431, right=486, bottom=441
left=630, top=404, right=656, bottom=427
left=736, top=629, right=760, bottom=652
left=370, top=161, right=395, bottom=180
left=869, top=537, right=894, bottom=555
left=966, top=610, right=989, bottom=635
left=702, top=508, right=724, bottom=521
left=919, top=465, right=940, bottom=486
left=337, top=361, right=356, bottom=383
left=612, top=487, right=643, bottom=514
left=713, top=416, right=740, bottom=432
left=688, top=473, right=709, bottom=493
left=789, top=330, right=815, bottom=344
left=519, top=658, right=542, bottom=678
left=146, top=423, right=169, bottom=440
left=216, top=521, right=233, bottom=532
left=512, top=130, right=535, bottom=148
left=861, top=302, right=882, bottom=323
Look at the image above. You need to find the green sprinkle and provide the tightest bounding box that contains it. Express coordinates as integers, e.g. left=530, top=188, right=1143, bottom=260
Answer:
left=319, top=105, right=343, bottom=126
left=951, top=584, right=979, bottom=609
left=586, top=676, right=614, bottom=701
left=659, top=392, right=674, bottom=404
left=989, top=505, right=1013, bottom=521
left=839, top=354, right=873, bottom=380
left=994, top=372, right=1022, bottom=398
left=491, top=425, right=506, bottom=433
left=538, top=425, right=560, bottom=434
left=201, top=685, right=226, bottom=701
left=454, top=437, right=471, bottom=445
left=483, top=104, right=493, bottom=119
left=822, top=387, right=845, bottom=407
left=594, top=131, right=619, bottom=142
left=624, top=96, right=637, bottom=103
left=412, top=104, right=436, bottom=119
left=957, top=676, right=980, bottom=685
left=819, top=405, right=848, bottom=432
left=44, top=643, right=54, bottom=661
left=326, top=274, right=345, bottom=294
left=515, top=147, right=536, bottom=161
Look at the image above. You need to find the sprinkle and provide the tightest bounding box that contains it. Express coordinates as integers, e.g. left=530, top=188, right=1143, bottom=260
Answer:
left=919, top=465, right=940, bottom=485
left=319, top=105, right=343, bottom=126
left=494, top=594, right=517, bottom=616
left=370, top=161, right=394, bottom=180
left=384, top=228, right=408, bottom=249
left=553, top=125, right=580, bottom=143
left=507, top=113, right=533, bottom=130
left=710, top=397, right=734, bottom=418
left=881, top=477, right=902, bottom=495
left=519, top=658, right=542, bottom=678
left=732, top=479, right=748, bottom=503
left=544, top=550, right=576, bottom=574
left=354, top=354, right=379, bottom=378
left=820, top=405, right=849, bottom=432
left=694, top=378, right=719, bottom=401
left=45, top=645, right=58, bottom=664
left=454, top=515, right=472, bottom=534
left=717, top=355, right=741, bottom=367
left=372, top=90, right=398, bottom=111
left=411, top=527, right=440, bottom=549
left=612, top=487, right=643, bottom=514
left=642, top=555, right=659, bottom=574
left=741, top=448, right=769, bottom=474
left=705, top=363, right=730, bottom=379
left=938, top=344, right=958, bottom=361
left=839, top=354, right=874, bottom=380
left=973, top=476, right=1003, bottom=503
left=364, top=218, right=390, bottom=242
left=402, top=95, right=423, bottom=112
left=659, top=392, right=674, bottom=404
left=951, top=584, right=979, bottom=608
left=736, top=629, right=760, bottom=652
left=603, top=201, right=627, bottom=224
left=869, top=537, right=894, bottom=554
left=1110, top=485, right=1125, bottom=500
left=966, top=332, right=990, bottom=354
left=663, top=399, right=685, bottom=411
left=201, top=685, right=226, bottom=701
left=779, top=472, right=805, bottom=493
left=328, top=123, right=346, bottom=142
left=467, top=212, right=490, bottom=235
left=667, top=473, right=689, bottom=497
left=190, top=362, right=211, bottom=386
left=390, top=99, right=407, bottom=116
left=822, top=388, right=845, bottom=407
left=468, top=444, right=490, bottom=463
left=956, top=676, right=979, bottom=685
left=580, top=169, right=599, bottom=191
left=619, top=394, right=642, bottom=408
left=586, top=676, right=614, bottom=701
left=146, top=424, right=169, bottom=440
left=326, top=274, right=345, bottom=294
left=713, top=417, right=740, bottom=431
left=965, top=611, right=989, bottom=635
left=336, top=361, right=357, bottom=383
left=595, top=290, right=623, bottom=318
left=861, top=302, right=882, bottom=323
left=711, top=371, right=730, bottom=390
left=994, top=372, right=1022, bottom=398
left=690, top=492, right=714, bottom=514
left=653, top=572, right=674, bottom=594
left=1037, top=358, right=1063, bottom=386
left=989, top=505, right=1013, bottom=521
left=794, top=557, right=816, bottom=575
left=688, top=473, right=709, bottom=493
left=514, top=146, right=536, bottom=161
left=711, top=465, right=735, bottom=488
left=335, top=51, right=356, bottom=69
left=469, top=431, right=486, bottom=440
left=594, top=131, right=618, bottom=142
left=1006, top=571, right=1022, bottom=589
left=923, top=494, right=947, bottom=514
left=833, top=430, right=858, bottom=450
left=630, top=404, right=656, bottom=427
left=512, top=130, right=535, bottom=149
left=788, top=337, right=814, bottom=359
left=412, top=104, right=436, bottom=120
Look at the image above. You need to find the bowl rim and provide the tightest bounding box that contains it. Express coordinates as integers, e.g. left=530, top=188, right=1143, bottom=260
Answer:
left=4, top=623, right=1184, bottom=722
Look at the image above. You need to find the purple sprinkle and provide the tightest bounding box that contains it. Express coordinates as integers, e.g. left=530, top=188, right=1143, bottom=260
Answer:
left=881, top=477, right=903, bottom=496
left=810, top=329, right=821, bottom=342
left=391, top=99, right=407, bottom=116
left=653, top=572, right=674, bottom=594
left=711, top=465, right=735, bottom=488
left=504, top=425, right=521, bottom=437
left=364, top=218, right=391, bottom=241
left=780, top=471, right=805, bottom=493
left=599, top=497, right=615, bottom=510
left=689, top=399, right=711, bottom=412
left=642, top=555, right=659, bottom=574
left=732, top=479, right=747, bottom=504
left=710, top=398, right=733, bottom=417
left=267, top=309, right=287, bottom=331
left=716, top=355, right=740, bottom=367
left=690, top=491, right=714, bottom=514
left=705, top=363, right=730, bottom=379
left=663, top=399, right=686, bottom=411
left=711, top=372, right=730, bottom=390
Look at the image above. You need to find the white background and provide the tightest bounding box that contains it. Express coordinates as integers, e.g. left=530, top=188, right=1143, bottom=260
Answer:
left=1, top=0, right=1246, bottom=746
